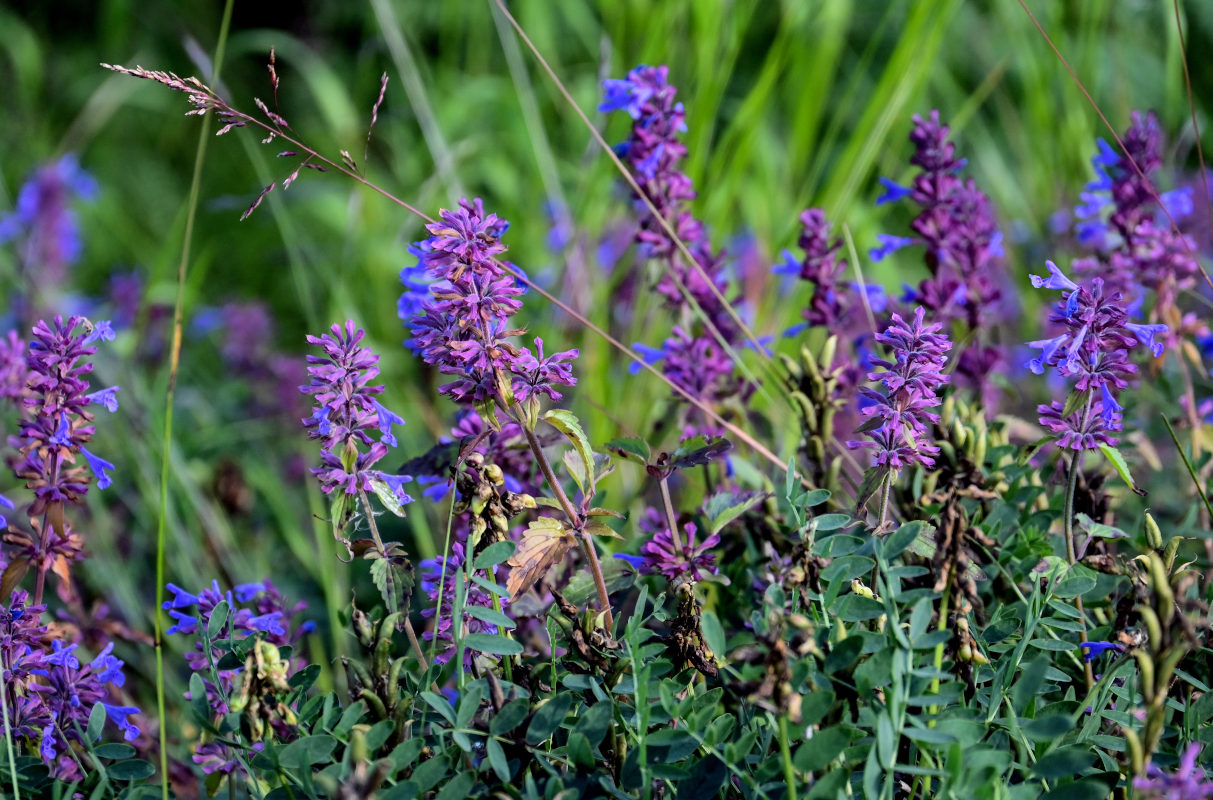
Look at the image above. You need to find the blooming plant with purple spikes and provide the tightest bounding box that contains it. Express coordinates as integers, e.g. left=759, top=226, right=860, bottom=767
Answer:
left=1026, top=260, right=1165, bottom=451
left=873, top=110, right=1007, bottom=404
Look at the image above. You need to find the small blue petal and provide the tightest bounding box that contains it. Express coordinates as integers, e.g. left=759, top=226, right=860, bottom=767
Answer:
left=771, top=249, right=800, bottom=276
left=1099, top=383, right=1123, bottom=425
left=782, top=322, right=809, bottom=339
left=234, top=582, right=266, bottom=603
left=987, top=230, right=1005, bottom=258
left=1029, top=260, right=1079, bottom=293
left=83, top=320, right=116, bottom=345
left=85, top=386, right=120, bottom=413
left=1161, top=187, right=1194, bottom=219
left=629, top=342, right=667, bottom=375
left=49, top=412, right=73, bottom=447
left=613, top=553, right=647, bottom=571
left=372, top=400, right=406, bottom=448
left=1126, top=322, right=1168, bottom=357
left=80, top=446, right=114, bottom=490
left=875, top=177, right=912, bottom=205
left=870, top=234, right=914, bottom=262
left=1078, top=640, right=1124, bottom=663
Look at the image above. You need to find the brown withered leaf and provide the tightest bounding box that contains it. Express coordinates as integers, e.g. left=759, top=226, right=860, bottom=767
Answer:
left=507, top=518, right=576, bottom=601
left=0, top=558, right=29, bottom=601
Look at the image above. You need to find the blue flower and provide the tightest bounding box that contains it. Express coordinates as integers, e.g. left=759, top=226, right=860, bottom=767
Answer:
left=1099, top=383, right=1123, bottom=425
left=850, top=283, right=889, bottom=313
left=613, top=553, right=647, bottom=571
left=1079, top=641, right=1124, bottom=662
left=100, top=703, right=141, bottom=741
left=1029, top=260, right=1079, bottom=293
left=870, top=234, right=915, bottom=262
left=599, top=75, right=654, bottom=119
left=875, top=177, right=912, bottom=205
left=82, top=320, right=115, bottom=345
left=247, top=612, right=285, bottom=636
left=0, top=493, right=13, bottom=528
left=234, top=582, right=266, bottom=603
left=163, top=583, right=201, bottom=610
left=79, top=446, right=114, bottom=490
left=376, top=471, right=415, bottom=505
left=89, top=643, right=126, bottom=687
left=772, top=249, right=800, bottom=276
left=47, top=640, right=80, bottom=669
left=85, top=386, right=120, bottom=412
left=166, top=609, right=198, bottom=635
left=1126, top=322, right=1168, bottom=358
left=1025, top=335, right=1067, bottom=375
left=372, top=400, right=406, bottom=447
left=628, top=342, right=667, bottom=375
left=49, top=412, right=73, bottom=447
left=1160, top=187, right=1194, bottom=219
left=39, top=718, right=57, bottom=762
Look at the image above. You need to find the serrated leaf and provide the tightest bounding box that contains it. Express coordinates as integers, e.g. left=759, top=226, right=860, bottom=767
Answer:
left=369, top=476, right=408, bottom=517
left=703, top=490, right=765, bottom=535
left=605, top=436, right=651, bottom=463
left=506, top=518, right=576, bottom=601
left=369, top=558, right=415, bottom=617
left=584, top=518, right=622, bottom=539
left=1099, top=443, right=1145, bottom=495
left=670, top=436, right=733, bottom=469
left=561, top=448, right=587, bottom=494
left=544, top=410, right=595, bottom=492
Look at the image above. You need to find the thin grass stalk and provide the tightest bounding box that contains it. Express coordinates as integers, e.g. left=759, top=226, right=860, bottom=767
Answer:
left=0, top=658, right=18, bottom=800
left=153, top=2, right=234, bottom=793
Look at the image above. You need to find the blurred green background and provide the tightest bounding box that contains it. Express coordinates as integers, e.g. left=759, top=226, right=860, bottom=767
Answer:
left=0, top=0, right=1209, bottom=727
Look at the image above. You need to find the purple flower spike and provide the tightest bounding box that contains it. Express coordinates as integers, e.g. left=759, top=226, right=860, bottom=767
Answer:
left=847, top=307, right=952, bottom=471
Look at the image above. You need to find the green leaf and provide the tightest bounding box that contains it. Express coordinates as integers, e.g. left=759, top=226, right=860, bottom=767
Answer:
left=86, top=700, right=107, bottom=742
left=882, top=521, right=926, bottom=560
left=189, top=673, right=213, bottom=729
left=369, top=557, right=415, bottom=618
left=670, top=436, right=733, bottom=469
left=605, top=436, right=651, bottom=463
left=486, top=737, right=511, bottom=782
left=562, top=448, right=588, bottom=493
left=463, top=633, right=522, bottom=656
left=1040, top=778, right=1113, bottom=800
left=94, top=743, right=136, bottom=760
left=434, top=771, right=475, bottom=800
left=855, top=465, right=891, bottom=513
left=420, top=692, right=457, bottom=726
left=572, top=700, right=614, bottom=747
left=108, top=759, right=156, bottom=781
left=278, top=735, right=338, bottom=769
left=473, top=540, right=516, bottom=569
left=813, top=513, right=852, bottom=532
left=490, top=699, right=530, bottom=735
left=369, top=475, right=409, bottom=517
left=1074, top=513, right=1128, bottom=540
left=793, top=725, right=852, bottom=772
left=1098, top=443, right=1144, bottom=495
left=526, top=693, right=574, bottom=745
left=207, top=600, right=230, bottom=640
left=700, top=609, right=726, bottom=658
left=1032, top=744, right=1095, bottom=780
left=703, top=490, right=765, bottom=534
left=469, top=573, right=511, bottom=597
left=1023, top=714, right=1074, bottom=742
left=544, top=409, right=595, bottom=491
left=465, top=605, right=516, bottom=629
left=456, top=684, right=483, bottom=729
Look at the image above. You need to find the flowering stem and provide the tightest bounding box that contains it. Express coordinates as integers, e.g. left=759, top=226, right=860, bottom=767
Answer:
left=777, top=712, right=798, bottom=800
left=520, top=423, right=614, bottom=631
left=0, top=657, right=20, bottom=800
left=356, top=489, right=430, bottom=673
left=658, top=477, right=683, bottom=555
left=1063, top=454, right=1095, bottom=689
left=878, top=471, right=893, bottom=528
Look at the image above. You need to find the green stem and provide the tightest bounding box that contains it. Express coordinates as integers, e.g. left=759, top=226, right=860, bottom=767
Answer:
left=0, top=659, right=19, bottom=800
left=521, top=423, right=614, bottom=630
left=357, top=489, right=430, bottom=673
left=778, top=713, right=798, bottom=800
left=658, top=477, right=682, bottom=553
left=1063, top=453, right=1095, bottom=689
left=154, top=3, right=234, bottom=795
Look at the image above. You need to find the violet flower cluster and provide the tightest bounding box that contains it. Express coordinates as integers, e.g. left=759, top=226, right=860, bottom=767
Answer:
left=300, top=321, right=413, bottom=504
left=600, top=65, right=747, bottom=435
left=1026, top=261, right=1165, bottom=450
left=163, top=579, right=311, bottom=775
left=0, top=155, right=98, bottom=291
left=1073, top=111, right=1199, bottom=318
left=7, top=317, right=119, bottom=604
left=616, top=508, right=719, bottom=584
left=405, top=198, right=577, bottom=413
left=1134, top=743, right=1213, bottom=800
left=0, top=589, right=139, bottom=781
left=847, top=307, right=952, bottom=471
left=873, top=111, right=1007, bottom=403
